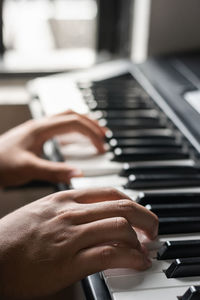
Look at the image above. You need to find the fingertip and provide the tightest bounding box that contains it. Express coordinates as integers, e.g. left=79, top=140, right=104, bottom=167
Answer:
left=137, top=254, right=152, bottom=271
left=68, top=169, right=83, bottom=178
left=143, top=257, right=152, bottom=269
left=98, top=148, right=106, bottom=154
left=96, top=144, right=106, bottom=154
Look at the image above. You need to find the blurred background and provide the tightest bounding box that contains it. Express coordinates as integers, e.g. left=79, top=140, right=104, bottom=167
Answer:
left=0, top=0, right=200, bottom=119
left=0, top=0, right=200, bottom=74
left=3, top=0, right=98, bottom=71
left=1, top=0, right=133, bottom=73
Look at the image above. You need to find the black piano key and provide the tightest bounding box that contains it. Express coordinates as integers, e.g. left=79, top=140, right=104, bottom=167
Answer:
left=106, top=129, right=175, bottom=140
left=78, top=76, right=135, bottom=89
left=126, top=174, right=200, bottom=190
left=91, top=84, right=140, bottom=91
left=88, top=95, right=147, bottom=102
left=86, top=95, right=147, bottom=103
left=113, top=147, right=189, bottom=162
left=88, top=101, right=153, bottom=110
left=147, top=203, right=200, bottom=218
left=90, top=81, right=137, bottom=89
left=165, top=257, right=200, bottom=278
left=159, top=217, right=200, bottom=234
left=157, top=240, right=200, bottom=260
left=180, top=286, right=200, bottom=300
left=137, top=193, right=200, bottom=206
left=120, top=164, right=199, bottom=177
left=110, top=138, right=181, bottom=149
left=103, top=119, right=166, bottom=130
left=100, top=109, right=159, bottom=119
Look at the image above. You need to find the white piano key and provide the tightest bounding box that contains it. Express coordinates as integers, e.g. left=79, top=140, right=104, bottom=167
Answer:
left=103, top=259, right=171, bottom=278
left=58, top=133, right=196, bottom=177
left=104, top=272, right=200, bottom=293
left=71, top=175, right=128, bottom=189
left=112, top=286, right=188, bottom=300
left=103, top=233, right=200, bottom=294
left=102, top=233, right=200, bottom=278
left=58, top=138, right=123, bottom=176
left=32, top=63, right=200, bottom=300
left=146, top=233, right=200, bottom=251
left=39, top=81, right=89, bottom=115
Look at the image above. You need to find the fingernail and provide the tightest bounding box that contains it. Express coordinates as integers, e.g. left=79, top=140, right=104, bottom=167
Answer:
left=68, top=169, right=83, bottom=178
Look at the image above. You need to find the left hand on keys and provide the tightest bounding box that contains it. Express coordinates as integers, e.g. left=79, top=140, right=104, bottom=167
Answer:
left=0, top=110, right=106, bottom=187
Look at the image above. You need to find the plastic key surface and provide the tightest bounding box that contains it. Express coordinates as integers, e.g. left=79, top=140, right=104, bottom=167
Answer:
left=126, top=174, right=200, bottom=190
left=157, top=240, right=200, bottom=260
left=137, top=193, right=200, bottom=206
left=165, top=257, right=200, bottom=278
left=180, top=286, right=200, bottom=300
left=159, top=217, right=200, bottom=235
left=147, top=203, right=200, bottom=217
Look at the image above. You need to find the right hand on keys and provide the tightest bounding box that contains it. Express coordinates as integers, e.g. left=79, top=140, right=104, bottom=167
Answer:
left=0, top=188, right=158, bottom=299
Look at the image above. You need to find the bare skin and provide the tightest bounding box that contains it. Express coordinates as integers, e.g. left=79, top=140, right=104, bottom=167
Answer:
left=0, top=188, right=158, bottom=300
left=0, top=113, right=159, bottom=299
left=0, top=110, right=106, bottom=187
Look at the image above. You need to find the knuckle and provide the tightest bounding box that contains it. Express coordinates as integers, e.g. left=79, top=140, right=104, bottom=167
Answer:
left=105, top=187, right=130, bottom=201
left=106, top=187, right=121, bottom=198
left=115, top=217, right=129, bottom=231
left=71, top=114, right=81, bottom=125
left=53, top=191, right=74, bottom=203
left=118, top=199, right=135, bottom=215
left=151, top=214, right=159, bottom=236
left=29, top=119, right=44, bottom=136
left=49, top=191, right=66, bottom=202
left=101, top=246, right=115, bottom=268
left=66, top=109, right=74, bottom=114
left=58, top=208, right=76, bottom=223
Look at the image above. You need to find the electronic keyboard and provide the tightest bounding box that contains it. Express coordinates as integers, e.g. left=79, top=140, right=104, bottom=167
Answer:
left=28, top=56, right=200, bottom=300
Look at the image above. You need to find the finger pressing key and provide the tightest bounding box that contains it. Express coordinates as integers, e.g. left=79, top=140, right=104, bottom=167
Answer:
left=77, top=217, right=141, bottom=250
left=71, top=199, right=158, bottom=240
left=75, top=245, right=152, bottom=278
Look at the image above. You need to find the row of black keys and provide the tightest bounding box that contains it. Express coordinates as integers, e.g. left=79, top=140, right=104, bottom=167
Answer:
left=79, top=78, right=200, bottom=234
left=159, top=240, right=200, bottom=279
left=138, top=192, right=200, bottom=299
left=180, top=286, right=200, bottom=300
left=79, top=78, right=200, bottom=190
left=79, top=79, right=200, bottom=299
left=147, top=195, right=200, bottom=294
left=139, top=191, right=200, bottom=290
left=138, top=192, right=200, bottom=235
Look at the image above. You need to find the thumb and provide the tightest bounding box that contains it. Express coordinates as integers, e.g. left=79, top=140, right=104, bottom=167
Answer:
left=31, top=157, right=83, bottom=184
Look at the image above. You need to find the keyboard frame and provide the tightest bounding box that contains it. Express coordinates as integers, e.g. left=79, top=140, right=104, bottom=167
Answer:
left=28, top=58, right=200, bottom=300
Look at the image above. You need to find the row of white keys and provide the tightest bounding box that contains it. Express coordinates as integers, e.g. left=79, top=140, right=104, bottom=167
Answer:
left=103, top=232, right=200, bottom=281
left=57, top=130, right=196, bottom=178
left=112, top=286, right=189, bottom=300
left=104, top=271, right=200, bottom=293
left=103, top=232, right=200, bottom=299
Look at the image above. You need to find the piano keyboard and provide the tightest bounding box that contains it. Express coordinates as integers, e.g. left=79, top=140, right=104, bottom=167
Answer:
left=29, top=62, right=200, bottom=300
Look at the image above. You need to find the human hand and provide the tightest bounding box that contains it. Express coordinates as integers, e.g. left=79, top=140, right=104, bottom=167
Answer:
left=0, top=188, right=158, bottom=299
left=0, top=110, right=106, bottom=187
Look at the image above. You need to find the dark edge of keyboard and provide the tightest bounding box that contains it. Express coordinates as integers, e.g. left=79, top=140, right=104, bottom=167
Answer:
left=29, top=96, right=111, bottom=300
left=137, top=57, right=200, bottom=152
left=82, top=274, right=111, bottom=300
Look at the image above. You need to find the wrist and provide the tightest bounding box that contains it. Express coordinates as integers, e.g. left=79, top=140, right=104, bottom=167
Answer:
left=0, top=218, right=14, bottom=299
